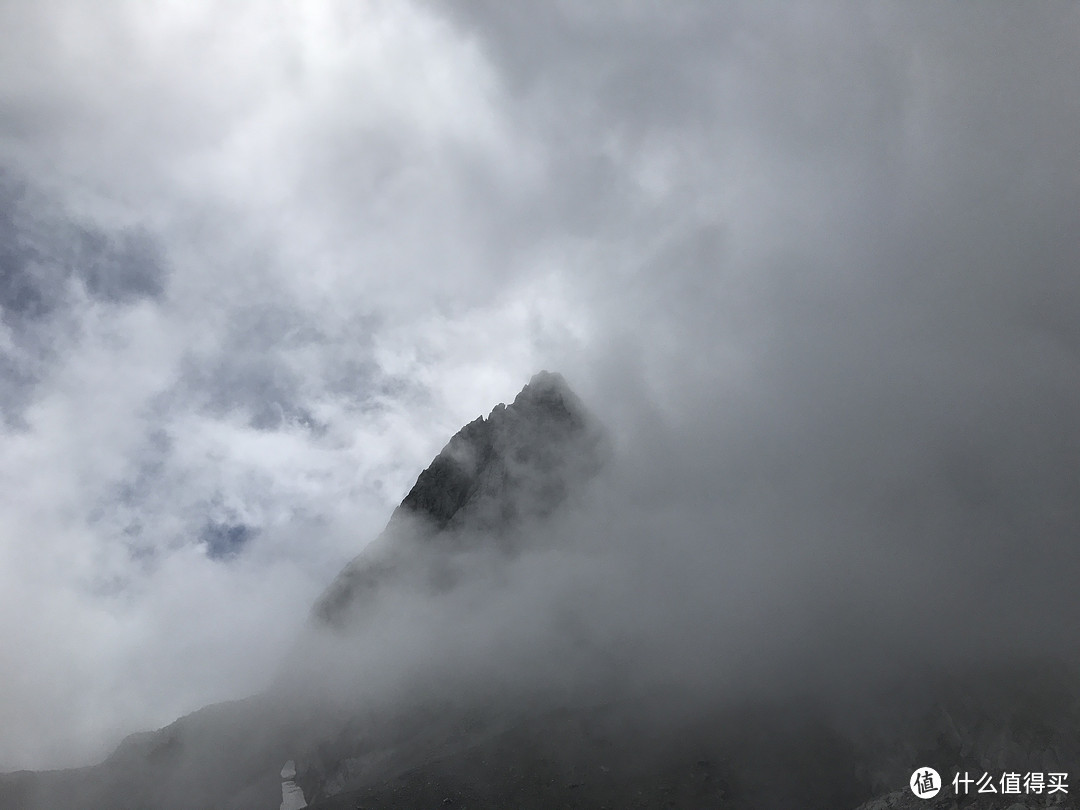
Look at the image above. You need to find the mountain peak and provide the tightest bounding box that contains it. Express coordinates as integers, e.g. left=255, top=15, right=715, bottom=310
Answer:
left=394, top=371, right=593, bottom=531
left=518, top=369, right=569, bottom=399
left=314, top=372, right=606, bottom=625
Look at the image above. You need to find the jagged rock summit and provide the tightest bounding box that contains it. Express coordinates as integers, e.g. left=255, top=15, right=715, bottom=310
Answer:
left=314, top=370, right=607, bottom=625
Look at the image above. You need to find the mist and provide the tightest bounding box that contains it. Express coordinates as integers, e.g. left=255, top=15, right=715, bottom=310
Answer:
left=0, top=0, right=1078, bottom=788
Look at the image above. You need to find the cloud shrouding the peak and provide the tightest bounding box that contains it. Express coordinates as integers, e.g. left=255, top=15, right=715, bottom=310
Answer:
left=0, top=0, right=1078, bottom=771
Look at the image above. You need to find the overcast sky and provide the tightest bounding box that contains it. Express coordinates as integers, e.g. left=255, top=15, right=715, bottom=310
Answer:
left=0, top=0, right=1078, bottom=772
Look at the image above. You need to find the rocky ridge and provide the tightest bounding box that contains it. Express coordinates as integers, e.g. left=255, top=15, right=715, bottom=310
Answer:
left=313, top=370, right=607, bottom=626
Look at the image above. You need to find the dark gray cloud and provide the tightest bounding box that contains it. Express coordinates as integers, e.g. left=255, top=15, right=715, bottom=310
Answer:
left=0, top=170, right=169, bottom=426
left=75, top=226, right=165, bottom=304
left=200, top=522, right=256, bottom=561
left=0, top=171, right=167, bottom=320
left=412, top=0, right=1080, bottom=691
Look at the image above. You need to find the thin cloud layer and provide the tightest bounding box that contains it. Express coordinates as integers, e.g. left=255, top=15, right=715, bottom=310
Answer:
left=0, top=0, right=1077, bottom=772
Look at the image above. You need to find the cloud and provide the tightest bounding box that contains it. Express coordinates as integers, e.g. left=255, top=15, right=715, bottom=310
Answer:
left=0, top=0, right=1078, bottom=774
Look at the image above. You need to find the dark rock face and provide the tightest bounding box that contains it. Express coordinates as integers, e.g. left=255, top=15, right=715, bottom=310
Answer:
left=399, top=370, right=599, bottom=534
left=296, top=695, right=876, bottom=810
left=290, top=661, right=1080, bottom=810
left=313, top=370, right=608, bottom=626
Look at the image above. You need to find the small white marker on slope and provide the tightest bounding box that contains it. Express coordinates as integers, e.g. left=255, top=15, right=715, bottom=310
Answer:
left=280, top=759, right=308, bottom=810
